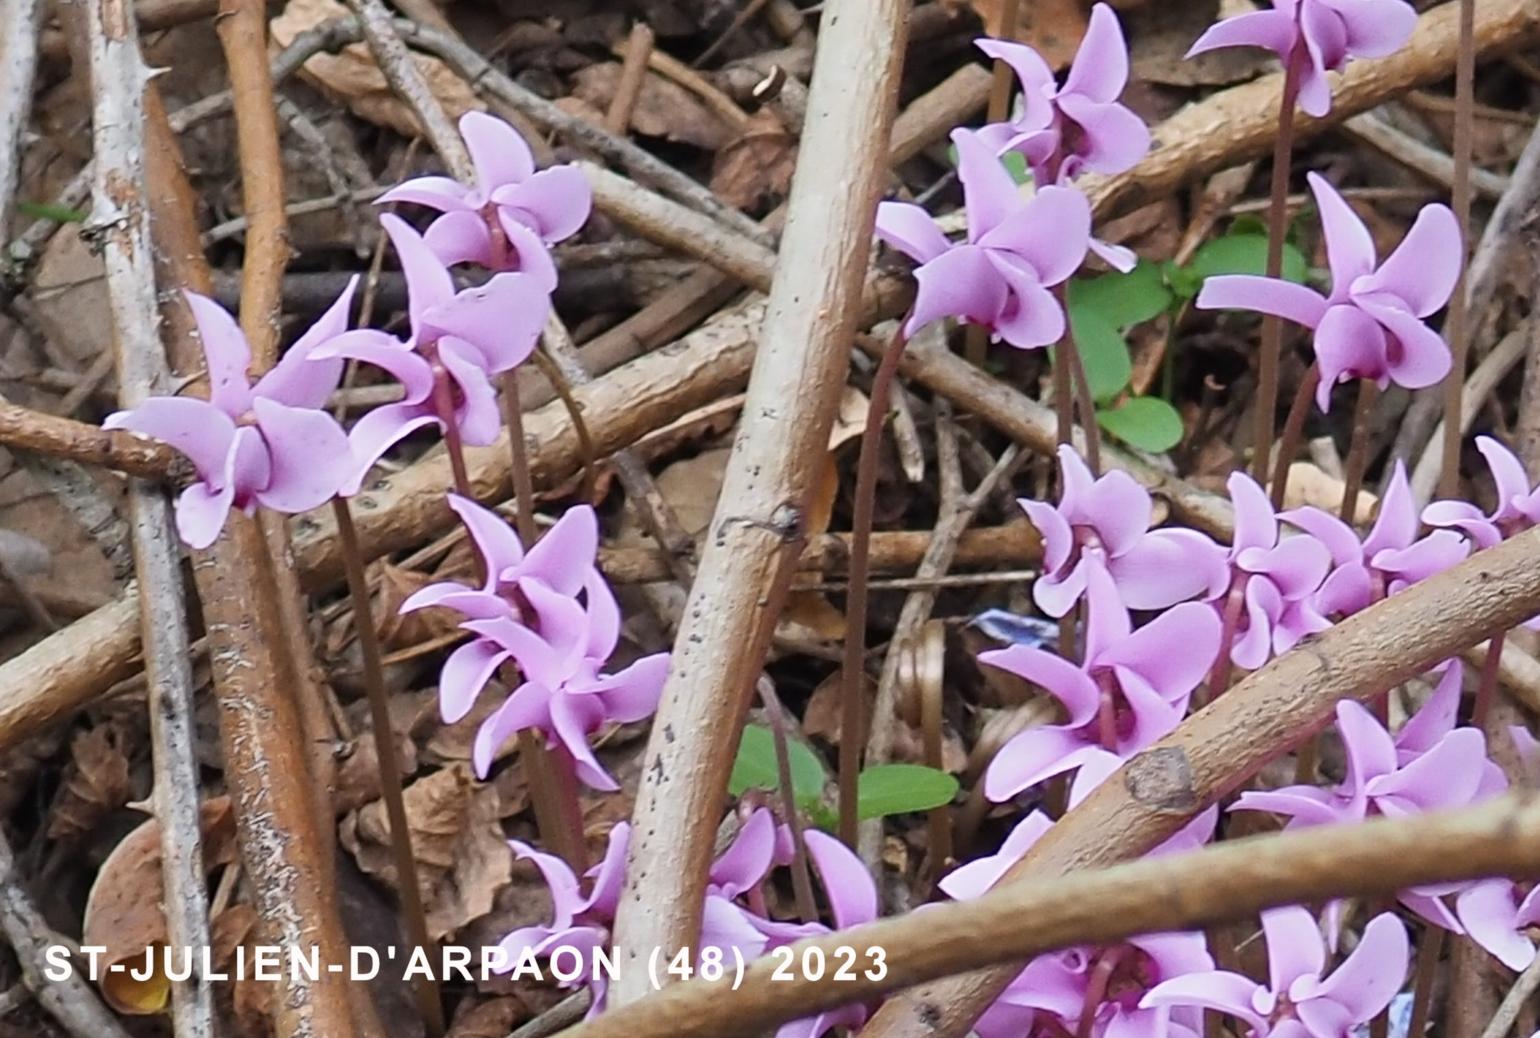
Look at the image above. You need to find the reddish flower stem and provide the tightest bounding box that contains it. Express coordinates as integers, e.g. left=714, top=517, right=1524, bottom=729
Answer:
left=1270, top=362, right=1321, bottom=509
left=759, top=677, right=818, bottom=923
left=1440, top=0, right=1477, bottom=500
left=1063, top=333, right=1102, bottom=475
left=1205, top=577, right=1246, bottom=703
left=430, top=368, right=474, bottom=501
left=1338, top=379, right=1380, bottom=524
left=1253, top=54, right=1304, bottom=482
left=332, top=497, right=444, bottom=1036
left=1407, top=925, right=1447, bottom=1038
left=500, top=370, right=539, bottom=545
left=1473, top=630, right=1506, bottom=730
left=838, top=319, right=909, bottom=845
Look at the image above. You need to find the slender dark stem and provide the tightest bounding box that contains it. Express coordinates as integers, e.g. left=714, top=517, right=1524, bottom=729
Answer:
left=838, top=319, right=908, bottom=845
left=499, top=370, right=539, bottom=545
left=1254, top=54, right=1304, bottom=481
left=519, top=730, right=589, bottom=870
left=1407, top=926, right=1446, bottom=1038
left=1205, top=578, right=1245, bottom=702
left=430, top=369, right=473, bottom=500
left=968, top=0, right=1021, bottom=368
left=1062, top=333, right=1102, bottom=474
left=1270, top=362, right=1321, bottom=510
left=332, top=497, right=443, bottom=1037
left=1473, top=631, right=1506, bottom=730
left=1338, top=379, right=1380, bottom=524
left=531, top=345, right=598, bottom=501
left=1441, top=0, right=1477, bottom=500
left=759, top=677, right=818, bottom=922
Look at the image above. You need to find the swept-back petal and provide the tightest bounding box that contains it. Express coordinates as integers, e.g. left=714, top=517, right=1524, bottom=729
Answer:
left=519, top=504, right=598, bottom=595
left=377, top=176, right=474, bottom=212
left=448, top=493, right=526, bottom=581
left=908, top=244, right=1007, bottom=336
left=1196, top=274, right=1328, bottom=327
left=803, top=830, right=878, bottom=928
left=1106, top=602, right=1220, bottom=700
left=184, top=291, right=254, bottom=416
left=424, top=272, right=549, bottom=374
left=1355, top=293, right=1450, bottom=389
left=875, top=201, right=951, bottom=265
left=1063, top=3, right=1129, bottom=102
left=104, top=396, right=237, bottom=485
left=255, top=275, right=356, bottom=408
left=979, top=644, right=1100, bottom=726
left=495, top=164, right=592, bottom=243
left=1057, top=95, right=1149, bottom=176
left=1310, top=911, right=1407, bottom=1022
left=953, top=128, right=1020, bottom=241
left=973, top=38, right=1057, bottom=130
left=473, top=682, right=552, bottom=777
left=381, top=213, right=455, bottom=334
left=438, top=637, right=508, bottom=723
left=462, top=111, right=536, bottom=195
left=1357, top=203, right=1460, bottom=316
left=1185, top=9, right=1297, bottom=59
left=1324, top=0, right=1416, bottom=57
left=1307, top=172, right=1377, bottom=291
left=978, top=185, right=1091, bottom=287
left=424, top=210, right=494, bottom=268
left=249, top=397, right=353, bottom=513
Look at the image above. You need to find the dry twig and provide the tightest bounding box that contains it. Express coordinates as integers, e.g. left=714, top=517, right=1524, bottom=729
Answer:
left=0, top=0, right=45, bottom=232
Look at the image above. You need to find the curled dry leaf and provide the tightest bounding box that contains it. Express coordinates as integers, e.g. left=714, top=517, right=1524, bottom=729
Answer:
left=969, top=0, right=1089, bottom=69
left=570, top=62, right=732, bottom=150
left=46, top=723, right=132, bottom=844
left=210, top=905, right=269, bottom=1038
left=269, top=0, right=482, bottom=139
left=340, top=763, right=511, bottom=940
left=710, top=108, right=797, bottom=212
left=82, top=798, right=238, bottom=1015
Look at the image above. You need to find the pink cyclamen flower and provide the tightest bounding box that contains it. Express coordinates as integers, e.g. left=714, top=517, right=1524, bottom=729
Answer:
left=1198, top=173, right=1458, bottom=411
left=1424, top=435, right=1540, bottom=549
left=379, top=110, right=590, bottom=276
left=1142, top=905, right=1408, bottom=1038
left=313, top=213, right=551, bottom=492
left=1234, top=664, right=1505, bottom=827
left=1283, top=460, right=1468, bottom=618
left=1212, top=472, right=1333, bottom=670
left=975, top=3, right=1150, bottom=184
left=1187, top=0, right=1416, bottom=117
left=875, top=128, right=1090, bottom=348
left=462, top=566, right=667, bottom=789
left=983, top=565, right=1221, bottom=802
left=1024, top=444, right=1228, bottom=617
left=104, top=285, right=357, bottom=548
left=496, top=822, right=629, bottom=1018
left=1456, top=879, right=1540, bottom=971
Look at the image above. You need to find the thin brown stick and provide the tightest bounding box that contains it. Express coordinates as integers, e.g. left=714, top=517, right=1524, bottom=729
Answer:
left=78, top=3, right=216, bottom=1034
left=1062, top=334, right=1102, bottom=474
left=215, top=0, right=289, bottom=365
left=1253, top=58, right=1302, bottom=481
left=860, top=521, right=1540, bottom=1038
left=1407, top=925, right=1447, bottom=1038
left=332, top=498, right=444, bottom=1037
left=758, top=676, right=818, bottom=922
left=499, top=371, right=539, bottom=545
left=0, top=403, right=186, bottom=480
left=1480, top=948, right=1540, bottom=1038
left=1338, top=380, right=1379, bottom=524
left=839, top=320, right=909, bottom=845
left=604, top=22, right=654, bottom=135
left=694, top=0, right=773, bottom=68
left=563, top=793, right=1540, bottom=1038
left=1441, top=0, right=1478, bottom=501
left=1271, top=363, right=1321, bottom=508
left=609, top=0, right=909, bottom=1004
left=0, top=0, right=44, bottom=233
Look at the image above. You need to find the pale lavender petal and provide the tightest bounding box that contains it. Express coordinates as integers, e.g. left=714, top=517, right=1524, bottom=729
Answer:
left=473, top=682, right=551, bottom=777
left=250, top=398, right=352, bottom=513
left=549, top=693, right=615, bottom=791
left=519, top=505, right=598, bottom=596
left=582, top=570, right=620, bottom=660
left=980, top=643, right=1099, bottom=726
left=1362, top=460, right=1417, bottom=556
left=1262, top=904, right=1327, bottom=992
left=381, top=213, right=455, bottom=333
left=1308, top=171, right=1378, bottom=292
left=1020, top=498, right=1072, bottom=577
left=446, top=493, right=526, bottom=580
left=176, top=479, right=237, bottom=550
left=1368, top=728, right=1487, bottom=815
left=590, top=654, right=668, bottom=723
left=1314, top=564, right=1373, bottom=617
left=310, top=329, right=436, bottom=402
left=1107, top=602, right=1221, bottom=700
left=439, top=637, right=508, bottom=723
left=1141, top=970, right=1270, bottom=1035
left=1185, top=9, right=1298, bottom=60
left=875, top=201, right=952, bottom=265
left=495, top=164, right=592, bottom=243
left=464, top=616, right=569, bottom=688
left=987, top=256, right=1066, bottom=349
left=339, top=402, right=439, bottom=496
left=1396, top=662, right=1461, bottom=756
left=461, top=110, right=536, bottom=196
left=583, top=821, right=631, bottom=919
left=1457, top=880, right=1534, bottom=971
left=1230, top=470, right=1278, bottom=553
left=1337, top=699, right=1398, bottom=790
left=1033, top=555, right=1090, bottom=618
left=1294, top=51, right=1335, bottom=119
left=1377, top=530, right=1467, bottom=589
left=377, top=176, right=474, bottom=212
left=424, top=210, right=494, bottom=268
left=937, top=812, right=1052, bottom=901
left=1108, top=529, right=1229, bottom=608
left=254, top=275, right=357, bottom=408
left=508, top=836, right=583, bottom=928
left=1475, top=435, right=1535, bottom=521
left=710, top=808, right=775, bottom=898
left=423, top=272, right=549, bottom=374
left=803, top=829, right=877, bottom=928
left=908, top=244, right=1007, bottom=336
left=1232, top=785, right=1347, bottom=827
left=1357, top=203, right=1460, bottom=316
left=1081, top=469, right=1153, bottom=558
left=978, top=185, right=1092, bottom=287
left=973, top=38, right=1057, bottom=130
left=496, top=216, right=560, bottom=293
left=1056, top=95, right=1150, bottom=176
left=1196, top=275, right=1329, bottom=328
left=439, top=338, right=502, bottom=446
left=1089, top=236, right=1138, bottom=273
left=1281, top=505, right=1361, bottom=567
left=1238, top=536, right=1332, bottom=600
left=1422, top=499, right=1500, bottom=550
left=1115, top=671, right=1186, bottom=751
left=1231, top=577, right=1282, bottom=670
left=184, top=291, right=253, bottom=416
left=1062, top=3, right=1129, bottom=102
left=104, top=396, right=237, bottom=485
left=984, top=727, right=1102, bottom=801
left=1324, top=0, right=1416, bottom=57
left=1315, top=303, right=1391, bottom=408
left=1311, top=912, right=1407, bottom=1022
left=953, top=127, right=1020, bottom=242
left=1082, top=562, right=1133, bottom=662
left=1355, top=293, right=1451, bottom=390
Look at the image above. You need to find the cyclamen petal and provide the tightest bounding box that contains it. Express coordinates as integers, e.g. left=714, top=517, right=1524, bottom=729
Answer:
left=875, top=201, right=953, bottom=265
left=461, top=109, right=537, bottom=197
left=1061, top=3, right=1130, bottom=102
left=248, top=398, right=353, bottom=514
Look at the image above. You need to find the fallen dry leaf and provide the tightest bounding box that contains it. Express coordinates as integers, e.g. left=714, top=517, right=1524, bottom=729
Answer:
left=970, top=0, right=1089, bottom=69
left=710, top=109, right=797, bottom=212
left=340, top=764, right=512, bottom=940
left=82, top=798, right=238, bottom=1015
left=571, top=62, right=731, bottom=150
left=270, top=0, right=482, bottom=139
left=46, top=724, right=131, bottom=844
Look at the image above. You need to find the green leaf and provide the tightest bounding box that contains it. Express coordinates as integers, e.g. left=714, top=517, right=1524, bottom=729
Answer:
left=1186, top=234, right=1308, bottom=287
left=17, top=201, right=87, bottom=223
left=1066, top=306, right=1132, bottom=403
left=1069, top=261, right=1172, bottom=328
left=856, top=764, right=959, bottom=820
left=728, top=724, right=827, bottom=805
left=1097, top=397, right=1185, bottom=453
